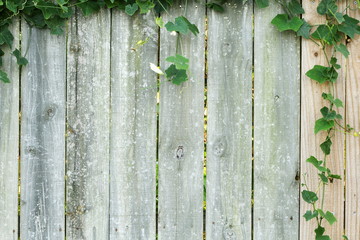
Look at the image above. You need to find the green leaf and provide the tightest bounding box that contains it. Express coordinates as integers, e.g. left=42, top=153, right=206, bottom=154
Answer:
left=343, top=235, right=349, bottom=240
left=155, top=16, right=164, bottom=28
left=319, top=173, right=329, bottom=183
left=0, top=24, right=13, bottom=48
left=297, top=20, right=312, bottom=39
left=136, top=0, right=155, bottom=14
left=255, top=0, right=269, bottom=8
left=306, top=65, right=338, bottom=83
left=330, top=57, right=341, bottom=69
left=78, top=0, right=101, bottom=16
left=320, top=137, right=332, bottom=155
left=302, top=190, right=318, bottom=204
left=314, top=118, right=334, bottom=134
left=315, top=225, right=325, bottom=237
left=322, top=93, right=343, bottom=107
left=165, top=64, right=188, bottom=85
left=328, top=174, right=341, bottom=180
left=318, top=209, right=337, bottom=225
left=306, top=156, right=328, bottom=172
left=317, top=0, right=343, bottom=23
left=316, top=236, right=331, bottom=240
left=312, top=24, right=341, bottom=45
left=165, top=54, right=189, bottom=70
left=0, top=69, right=10, bottom=83
left=303, top=210, right=318, bottom=221
left=338, top=14, right=360, bottom=39
left=271, top=14, right=303, bottom=32
left=125, top=3, right=138, bottom=16
left=287, top=0, right=304, bottom=15
left=12, top=49, right=28, bottom=66
left=335, top=43, right=349, bottom=58
left=206, top=2, right=225, bottom=13
left=165, top=16, right=199, bottom=36
left=6, top=0, right=26, bottom=13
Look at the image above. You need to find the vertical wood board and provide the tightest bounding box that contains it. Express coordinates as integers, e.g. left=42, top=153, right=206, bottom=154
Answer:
left=66, top=10, right=111, bottom=239
left=206, top=1, right=253, bottom=239
left=109, top=11, right=158, bottom=240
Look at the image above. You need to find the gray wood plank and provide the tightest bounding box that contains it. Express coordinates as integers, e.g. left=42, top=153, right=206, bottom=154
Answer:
left=253, top=4, right=300, bottom=240
left=206, top=1, right=253, bottom=239
left=109, top=11, right=158, bottom=239
left=20, top=26, right=66, bottom=239
left=0, top=20, right=19, bottom=240
left=158, top=1, right=205, bottom=239
left=66, top=9, right=111, bottom=239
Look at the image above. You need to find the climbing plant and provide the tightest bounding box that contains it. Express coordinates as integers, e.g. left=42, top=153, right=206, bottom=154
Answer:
left=1, top=0, right=360, bottom=239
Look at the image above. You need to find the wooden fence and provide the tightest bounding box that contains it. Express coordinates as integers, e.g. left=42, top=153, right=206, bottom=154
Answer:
left=0, top=1, right=359, bottom=239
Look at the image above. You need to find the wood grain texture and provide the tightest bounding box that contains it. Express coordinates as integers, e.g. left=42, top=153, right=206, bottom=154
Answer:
left=109, top=11, right=158, bottom=239
left=345, top=4, right=360, bottom=239
left=254, top=3, right=300, bottom=240
left=300, top=1, right=345, bottom=239
left=158, top=1, right=205, bottom=239
left=0, top=20, right=19, bottom=240
left=206, top=1, right=253, bottom=239
left=20, top=26, right=66, bottom=239
left=66, top=10, right=110, bottom=239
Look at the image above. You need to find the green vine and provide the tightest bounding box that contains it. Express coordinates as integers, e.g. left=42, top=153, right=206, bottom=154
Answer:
left=1, top=0, right=360, bottom=239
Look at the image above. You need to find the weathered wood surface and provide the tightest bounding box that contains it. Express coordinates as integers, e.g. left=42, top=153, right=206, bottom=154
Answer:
left=20, top=25, right=66, bottom=239
left=206, top=1, right=253, bottom=239
left=254, top=3, right=300, bottom=240
left=158, top=1, right=205, bottom=239
left=346, top=5, right=360, bottom=239
left=0, top=20, right=19, bottom=240
left=109, top=11, right=158, bottom=239
left=300, top=1, right=345, bottom=239
left=66, top=10, right=110, bottom=239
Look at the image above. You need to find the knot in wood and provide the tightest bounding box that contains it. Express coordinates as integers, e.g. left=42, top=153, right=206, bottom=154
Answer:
left=213, top=138, right=227, bottom=157
left=223, top=225, right=237, bottom=240
left=176, top=146, right=184, bottom=159
left=44, top=104, right=57, bottom=120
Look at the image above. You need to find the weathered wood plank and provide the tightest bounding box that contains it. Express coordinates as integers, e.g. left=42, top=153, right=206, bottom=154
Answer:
left=158, top=1, right=205, bottom=239
left=206, top=1, right=253, bottom=239
left=254, top=4, right=300, bottom=240
left=0, top=20, right=19, bottom=240
left=300, top=1, right=345, bottom=239
left=66, top=10, right=110, bottom=239
left=345, top=5, right=360, bottom=240
left=20, top=26, right=66, bottom=239
left=109, top=11, right=158, bottom=239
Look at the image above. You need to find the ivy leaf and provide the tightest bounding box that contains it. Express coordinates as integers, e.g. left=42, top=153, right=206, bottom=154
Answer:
left=320, top=137, right=332, bottom=155
left=78, top=0, right=101, bottom=16
left=125, top=3, right=138, bottom=16
left=306, top=65, right=338, bottom=83
left=338, top=14, right=360, bottom=39
left=136, top=0, right=155, bottom=14
left=302, top=190, right=319, bottom=204
left=165, top=54, right=189, bottom=70
left=330, top=57, right=341, bottom=69
left=287, top=0, right=304, bottom=16
left=165, top=16, right=199, bottom=36
left=12, top=49, right=28, bottom=66
left=335, top=43, right=349, bottom=58
left=320, top=107, right=339, bottom=121
left=322, top=93, right=343, bottom=107
left=306, top=156, right=328, bottom=172
left=343, top=235, right=349, bottom=240
left=6, top=0, right=26, bottom=13
left=0, top=69, right=10, bottom=83
left=315, top=225, right=325, bottom=237
left=255, top=0, right=269, bottom=8
left=271, top=14, right=303, bottom=32
left=297, top=20, right=312, bottom=39
left=314, top=118, right=334, bottom=134
left=45, top=17, right=65, bottom=35
left=303, top=210, right=318, bottom=221
left=206, top=2, right=225, bottom=13
left=328, top=173, right=341, bottom=180
left=312, top=24, right=341, bottom=45
left=0, top=24, right=13, bottom=48
left=319, top=173, right=328, bottom=183
left=165, top=64, right=188, bottom=85
left=155, top=16, right=164, bottom=28
left=316, top=236, right=331, bottom=240
left=318, top=209, right=337, bottom=225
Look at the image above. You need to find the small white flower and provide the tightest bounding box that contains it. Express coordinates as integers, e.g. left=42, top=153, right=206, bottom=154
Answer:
left=170, top=31, right=177, bottom=36
left=150, top=63, right=164, bottom=75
